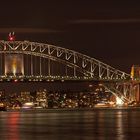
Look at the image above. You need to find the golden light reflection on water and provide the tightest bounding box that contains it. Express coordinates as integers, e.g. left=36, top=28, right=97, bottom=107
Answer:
left=116, top=111, right=125, bottom=140
left=0, top=110, right=139, bottom=140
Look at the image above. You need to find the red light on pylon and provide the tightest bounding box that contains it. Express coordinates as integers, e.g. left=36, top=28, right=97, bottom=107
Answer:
left=9, top=36, right=14, bottom=41
left=9, top=32, right=15, bottom=41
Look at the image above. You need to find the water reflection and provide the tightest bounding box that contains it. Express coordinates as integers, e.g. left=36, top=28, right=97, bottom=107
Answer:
left=116, top=111, right=124, bottom=140
left=6, top=112, right=20, bottom=140
left=0, top=109, right=140, bottom=140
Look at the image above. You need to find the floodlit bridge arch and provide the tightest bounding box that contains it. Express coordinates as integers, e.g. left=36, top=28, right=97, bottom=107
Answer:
left=0, top=40, right=136, bottom=105
left=0, top=40, right=130, bottom=81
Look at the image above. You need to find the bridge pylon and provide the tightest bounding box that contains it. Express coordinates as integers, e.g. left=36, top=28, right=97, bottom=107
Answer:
left=102, top=65, right=140, bottom=106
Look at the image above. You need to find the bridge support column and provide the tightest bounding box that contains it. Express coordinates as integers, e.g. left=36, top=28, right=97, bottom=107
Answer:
left=73, top=53, right=76, bottom=77
left=40, top=57, right=42, bottom=76
left=31, top=55, right=33, bottom=76
left=22, top=54, right=24, bottom=76
left=74, top=66, right=76, bottom=77
left=48, top=58, right=50, bottom=76
left=0, top=54, right=2, bottom=75
left=65, top=65, right=67, bottom=76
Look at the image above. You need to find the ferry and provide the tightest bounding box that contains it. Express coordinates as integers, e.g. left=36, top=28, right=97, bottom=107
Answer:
left=94, top=103, right=110, bottom=108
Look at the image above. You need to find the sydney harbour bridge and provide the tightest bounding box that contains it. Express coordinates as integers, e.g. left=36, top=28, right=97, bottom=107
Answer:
left=0, top=40, right=138, bottom=105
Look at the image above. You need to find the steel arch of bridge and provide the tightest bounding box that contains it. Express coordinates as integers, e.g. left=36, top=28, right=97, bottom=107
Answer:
left=0, top=40, right=130, bottom=81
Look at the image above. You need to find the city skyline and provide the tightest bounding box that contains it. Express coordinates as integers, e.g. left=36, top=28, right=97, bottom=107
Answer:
left=0, top=1, right=140, bottom=73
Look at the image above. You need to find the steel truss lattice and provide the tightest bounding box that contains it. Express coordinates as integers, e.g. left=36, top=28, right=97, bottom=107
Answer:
left=0, top=40, right=130, bottom=81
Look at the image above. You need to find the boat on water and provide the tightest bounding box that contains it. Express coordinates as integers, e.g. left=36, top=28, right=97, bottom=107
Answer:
left=0, top=103, right=7, bottom=111
left=94, top=102, right=110, bottom=108
left=21, top=102, right=44, bottom=110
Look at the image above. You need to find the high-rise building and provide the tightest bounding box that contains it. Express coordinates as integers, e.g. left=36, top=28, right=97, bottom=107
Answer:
left=36, top=90, right=48, bottom=108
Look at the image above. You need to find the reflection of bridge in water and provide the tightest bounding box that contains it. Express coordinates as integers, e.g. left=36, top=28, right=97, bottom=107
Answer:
left=0, top=40, right=139, bottom=105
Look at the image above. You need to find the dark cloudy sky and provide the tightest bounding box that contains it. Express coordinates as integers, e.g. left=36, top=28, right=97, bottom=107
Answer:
left=0, top=0, right=140, bottom=73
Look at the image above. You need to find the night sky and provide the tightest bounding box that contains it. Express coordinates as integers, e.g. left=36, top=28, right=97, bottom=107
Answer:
left=0, top=1, right=140, bottom=73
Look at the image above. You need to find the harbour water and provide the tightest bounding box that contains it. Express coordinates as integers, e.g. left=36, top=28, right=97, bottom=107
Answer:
left=0, top=108, right=140, bottom=140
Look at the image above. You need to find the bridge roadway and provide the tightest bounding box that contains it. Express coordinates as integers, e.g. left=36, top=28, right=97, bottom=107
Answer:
left=0, top=75, right=130, bottom=83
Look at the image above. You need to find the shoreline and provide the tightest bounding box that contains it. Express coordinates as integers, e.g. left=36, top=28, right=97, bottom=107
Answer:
left=5, top=106, right=140, bottom=112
